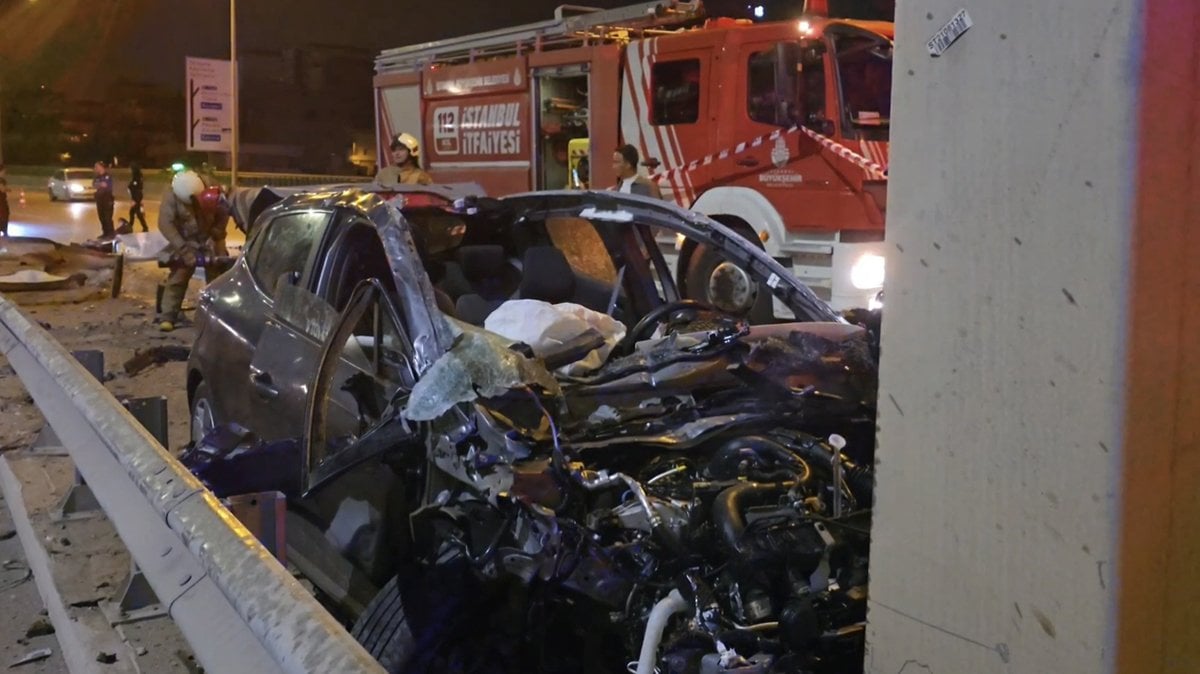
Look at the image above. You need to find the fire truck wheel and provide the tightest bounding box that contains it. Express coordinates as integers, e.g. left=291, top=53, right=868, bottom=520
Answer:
left=681, top=223, right=763, bottom=312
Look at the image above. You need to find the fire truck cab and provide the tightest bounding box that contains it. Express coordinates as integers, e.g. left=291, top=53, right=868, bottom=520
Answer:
left=374, top=1, right=892, bottom=310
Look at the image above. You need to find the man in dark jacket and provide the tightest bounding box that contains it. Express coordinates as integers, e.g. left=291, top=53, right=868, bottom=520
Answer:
left=127, top=162, right=148, bottom=232
left=93, top=161, right=115, bottom=239
left=611, top=144, right=664, bottom=199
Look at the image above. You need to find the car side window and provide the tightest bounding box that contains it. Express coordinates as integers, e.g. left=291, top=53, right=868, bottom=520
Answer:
left=344, top=296, right=415, bottom=407
left=248, top=211, right=330, bottom=298
left=544, top=216, right=619, bottom=285
left=317, top=221, right=396, bottom=312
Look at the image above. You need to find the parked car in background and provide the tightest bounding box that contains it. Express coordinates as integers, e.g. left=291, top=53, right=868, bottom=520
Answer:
left=183, top=185, right=878, bottom=674
left=47, top=168, right=97, bottom=201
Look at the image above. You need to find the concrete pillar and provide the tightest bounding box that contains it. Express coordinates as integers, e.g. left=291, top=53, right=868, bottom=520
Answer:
left=867, top=1, right=1198, bottom=673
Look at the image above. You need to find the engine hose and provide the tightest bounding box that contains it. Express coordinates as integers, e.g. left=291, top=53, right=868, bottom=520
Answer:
left=712, top=481, right=794, bottom=556
left=707, top=435, right=814, bottom=482
left=779, top=434, right=874, bottom=504
left=636, top=589, right=689, bottom=674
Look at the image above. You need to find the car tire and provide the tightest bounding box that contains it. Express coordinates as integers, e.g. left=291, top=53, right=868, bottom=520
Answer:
left=352, top=570, right=510, bottom=673
left=351, top=576, right=415, bottom=674
left=190, top=381, right=217, bottom=446
left=49, top=188, right=57, bottom=201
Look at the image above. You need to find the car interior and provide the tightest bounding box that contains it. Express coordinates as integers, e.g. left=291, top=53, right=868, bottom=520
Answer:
left=406, top=207, right=641, bottom=328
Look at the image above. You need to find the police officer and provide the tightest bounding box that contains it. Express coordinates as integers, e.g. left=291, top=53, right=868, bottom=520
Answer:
left=155, top=170, right=230, bottom=332
left=375, top=132, right=433, bottom=186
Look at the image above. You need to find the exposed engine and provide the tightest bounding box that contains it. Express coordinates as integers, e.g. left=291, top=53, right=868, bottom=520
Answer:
left=410, top=421, right=871, bottom=674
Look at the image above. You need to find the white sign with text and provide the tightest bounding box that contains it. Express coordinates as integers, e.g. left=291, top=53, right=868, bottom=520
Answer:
left=186, top=57, right=233, bottom=152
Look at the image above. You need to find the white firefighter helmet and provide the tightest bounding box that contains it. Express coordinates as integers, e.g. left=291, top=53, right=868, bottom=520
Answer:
left=171, top=170, right=206, bottom=202
left=391, top=132, right=420, bottom=158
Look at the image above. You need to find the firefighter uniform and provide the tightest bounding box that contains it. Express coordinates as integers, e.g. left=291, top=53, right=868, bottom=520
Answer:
left=376, top=132, right=433, bottom=186
left=376, top=164, right=433, bottom=186
left=156, top=187, right=229, bottom=327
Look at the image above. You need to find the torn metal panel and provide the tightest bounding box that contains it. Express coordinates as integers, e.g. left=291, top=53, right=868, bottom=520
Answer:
left=372, top=201, right=456, bottom=373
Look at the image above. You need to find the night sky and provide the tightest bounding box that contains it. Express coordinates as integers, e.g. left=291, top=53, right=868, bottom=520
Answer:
left=0, top=0, right=643, bottom=97
left=0, top=0, right=859, bottom=165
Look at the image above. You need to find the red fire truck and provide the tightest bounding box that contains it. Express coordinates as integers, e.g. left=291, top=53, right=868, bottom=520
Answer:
left=373, top=1, right=892, bottom=310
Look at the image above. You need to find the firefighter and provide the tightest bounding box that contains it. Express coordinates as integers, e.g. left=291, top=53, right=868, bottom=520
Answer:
left=611, top=144, right=663, bottom=199
left=375, top=132, right=433, bottom=185
left=155, top=170, right=230, bottom=332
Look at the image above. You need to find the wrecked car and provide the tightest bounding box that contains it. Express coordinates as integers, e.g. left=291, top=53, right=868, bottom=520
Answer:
left=183, top=187, right=878, bottom=674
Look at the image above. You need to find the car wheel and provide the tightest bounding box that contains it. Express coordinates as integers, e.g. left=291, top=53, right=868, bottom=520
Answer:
left=352, top=571, right=510, bottom=674
left=351, top=576, right=413, bottom=674
left=49, top=188, right=57, bottom=201
left=190, top=381, right=217, bottom=445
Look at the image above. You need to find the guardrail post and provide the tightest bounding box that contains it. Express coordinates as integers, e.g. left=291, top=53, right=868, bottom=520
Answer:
left=54, top=350, right=105, bottom=520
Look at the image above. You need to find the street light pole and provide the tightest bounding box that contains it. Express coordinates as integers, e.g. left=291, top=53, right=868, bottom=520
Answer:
left=230, top=0, right=239, bottom=188
left=0, top=76, right=6, bottom=166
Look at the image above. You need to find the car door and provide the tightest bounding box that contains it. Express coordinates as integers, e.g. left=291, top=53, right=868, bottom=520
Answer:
left=286, top=278, right=419, bottom=605
left=235, top=210, right=336, bottom=440
left=245, top=213, right=407, bottom=442
left=195, top=209, right=327, bottom=431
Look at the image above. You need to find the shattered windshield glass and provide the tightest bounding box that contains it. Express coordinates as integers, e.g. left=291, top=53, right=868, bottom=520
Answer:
left=403, top=319, right=560, bottom=422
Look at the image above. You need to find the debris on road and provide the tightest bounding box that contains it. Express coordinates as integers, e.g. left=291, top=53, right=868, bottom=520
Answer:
left=0, top=270, right=84, bottom=293
left=123, top=346, right=191, bottom=376
left=0, top=559, right=32, bottom=592
left=95, top=652, right=117, bottom=664
left=7, top=648, right=52, bottom=668
left=23, top=618, right=54, bottom=639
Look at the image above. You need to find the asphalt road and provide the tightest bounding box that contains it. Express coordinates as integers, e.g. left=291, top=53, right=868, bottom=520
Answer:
left=4, top=191, right=245, bottom=248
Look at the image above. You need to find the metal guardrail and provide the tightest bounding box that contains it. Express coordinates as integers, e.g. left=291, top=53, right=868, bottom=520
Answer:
left=0, top=294, right=386, bottom=674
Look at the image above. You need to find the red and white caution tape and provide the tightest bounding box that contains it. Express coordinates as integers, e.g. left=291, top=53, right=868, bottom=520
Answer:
left=650, top=125, right=887, bottom=183
left=796, top=126, right=888, bottom=180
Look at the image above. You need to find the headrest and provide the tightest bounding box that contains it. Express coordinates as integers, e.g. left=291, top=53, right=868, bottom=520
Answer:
left=456, top=245, right=507, bottom=282
left=455, top=293, right=498, bottom=326
left=520, top=246, right=575, bottom=305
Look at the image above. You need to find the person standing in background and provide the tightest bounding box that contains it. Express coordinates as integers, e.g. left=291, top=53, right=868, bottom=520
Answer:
left=127, top=162, right=148, bottom=232
left=0, top=164, right=9, bottom=237
left=375, top=133, right=432, bottom=185
left=93, top=161, right=115, bottom=240
left=610, top=144, right=663, bottom=199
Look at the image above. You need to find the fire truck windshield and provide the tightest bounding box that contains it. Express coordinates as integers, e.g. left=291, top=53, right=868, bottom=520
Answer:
left=834, top=33, right=892, bottom=140
left=747, top=42, right=823, bottom=129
